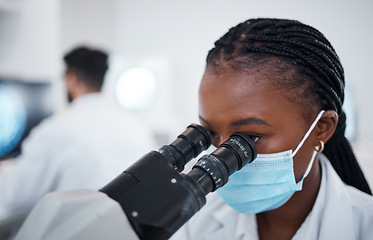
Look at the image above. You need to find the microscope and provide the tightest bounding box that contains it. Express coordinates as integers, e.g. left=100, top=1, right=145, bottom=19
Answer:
left=15, top=124, right=257, bottom=240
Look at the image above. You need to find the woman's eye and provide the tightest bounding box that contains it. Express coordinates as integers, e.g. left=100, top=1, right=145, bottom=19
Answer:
left=208, top=130, right=219, bottom=139
left=247, top=133, right=261, bottom=143
left=206, top=130, right=220, bottom=147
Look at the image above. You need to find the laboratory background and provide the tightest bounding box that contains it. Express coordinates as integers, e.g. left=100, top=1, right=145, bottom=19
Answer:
left=0, top=1, right=372, bottom=187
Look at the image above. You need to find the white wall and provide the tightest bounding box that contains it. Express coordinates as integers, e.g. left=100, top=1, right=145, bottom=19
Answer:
left=0, top=0, right=64, bottom=110
left=2, top=0, right=372, bottom=141
left=59, top=0, right=373, bottom=144
left=0, top=0, right=60, bottom=79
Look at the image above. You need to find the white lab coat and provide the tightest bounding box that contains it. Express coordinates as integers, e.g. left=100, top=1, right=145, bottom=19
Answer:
left=172, top=154, right=373, bottom=240
left=0, top=93, right=157, bottom=222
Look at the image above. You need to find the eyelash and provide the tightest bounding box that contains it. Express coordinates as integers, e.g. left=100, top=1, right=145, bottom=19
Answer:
left=207, top=130, right=219, bottom=140
left=207, top=130, right=261, bottom=144
left=246, top=133, right=261, bottom=143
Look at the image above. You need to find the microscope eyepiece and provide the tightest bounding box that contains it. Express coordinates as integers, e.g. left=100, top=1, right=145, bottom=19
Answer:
left=188, top=132, right=257, bottom=193
left=158, top=124, right=211, bottom=172
left=101, top=124, right=257, bottom=240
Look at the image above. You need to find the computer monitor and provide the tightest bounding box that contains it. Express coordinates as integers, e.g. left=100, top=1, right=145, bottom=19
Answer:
left=0, top=78, right=53, bottom=160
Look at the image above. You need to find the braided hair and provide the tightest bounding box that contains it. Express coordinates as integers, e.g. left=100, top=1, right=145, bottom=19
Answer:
left=206, top=18, right=372, bottom=195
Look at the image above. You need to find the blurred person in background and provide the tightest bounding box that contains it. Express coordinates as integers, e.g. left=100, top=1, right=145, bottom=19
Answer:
left=0, top=46, right=157, bottom=231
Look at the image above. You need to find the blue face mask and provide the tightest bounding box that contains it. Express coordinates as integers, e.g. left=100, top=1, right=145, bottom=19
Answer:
left=217, top=110, right=325, bottom=214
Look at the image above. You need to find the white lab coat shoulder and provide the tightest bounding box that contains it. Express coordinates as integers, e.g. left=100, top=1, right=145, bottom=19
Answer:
left=23, top=93, right=156, bottom=164
left=345, top=183, right=373, bottom=239
left=296, top=154, right=373, bottom=240
left=0, top=93, right=157, bottom=221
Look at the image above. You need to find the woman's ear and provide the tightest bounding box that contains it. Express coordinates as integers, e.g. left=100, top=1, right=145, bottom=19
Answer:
left=315, top=110, right=338, bottom=143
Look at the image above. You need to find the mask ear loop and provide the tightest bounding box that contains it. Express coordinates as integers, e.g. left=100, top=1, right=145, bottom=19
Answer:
left=297, top=140, right=324, bottom=183
left=291, top=110, right=325, bottom=157
left=293, top=110, right=325, bottom=186
left=300, top=150, right=318, bottom=183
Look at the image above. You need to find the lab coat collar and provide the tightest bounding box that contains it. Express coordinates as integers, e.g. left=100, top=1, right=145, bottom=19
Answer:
left=71, top=92, right=102, bottom=105
left=294, top=154, right=355, bottom=240
left=292, top=155, right=328, bottom=240
left=209, top=199, right=234, bottom=238
left=316, top=154, right=356, bottom=239
left=70, top=93, right=106, bottom=110
left=209, top=197, right=257, bottom=240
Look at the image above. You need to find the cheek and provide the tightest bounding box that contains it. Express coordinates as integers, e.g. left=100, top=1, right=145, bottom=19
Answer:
left=255, top=120, right=308, bottom=154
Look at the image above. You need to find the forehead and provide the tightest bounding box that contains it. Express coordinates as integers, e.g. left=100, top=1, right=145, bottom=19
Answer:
left=199, top=68, right=304, bottom=126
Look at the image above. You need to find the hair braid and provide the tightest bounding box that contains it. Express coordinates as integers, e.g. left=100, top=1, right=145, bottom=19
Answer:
left=206, top=18, right=372, bottom=195
left=243, top=43, right=343, bottom=112
left=246, top=36, right=344, bottom=103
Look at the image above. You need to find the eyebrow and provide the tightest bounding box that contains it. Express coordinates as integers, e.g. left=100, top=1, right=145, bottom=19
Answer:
left=199, top=115, right=271, bottom=127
